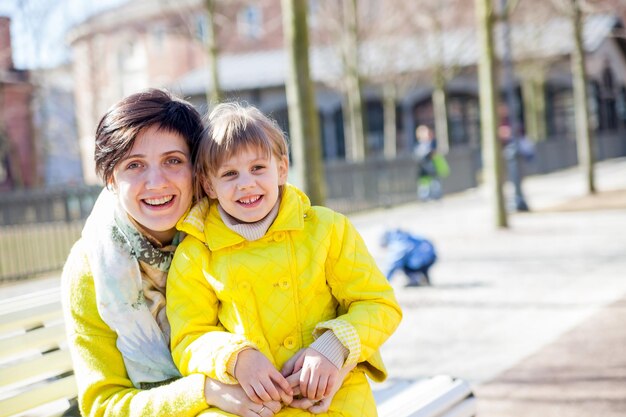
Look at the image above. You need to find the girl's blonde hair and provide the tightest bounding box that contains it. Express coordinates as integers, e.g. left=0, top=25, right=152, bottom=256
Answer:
left=195, top=102, right=289, bottom=200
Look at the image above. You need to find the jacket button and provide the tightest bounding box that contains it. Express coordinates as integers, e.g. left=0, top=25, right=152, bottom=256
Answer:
left=239, top=281, right=251, bottom=291
left=279, top=280, right=290, bottom=289
left=274, top=232, right=286, bottom=242
left=283, top=336, right=296, bottom=349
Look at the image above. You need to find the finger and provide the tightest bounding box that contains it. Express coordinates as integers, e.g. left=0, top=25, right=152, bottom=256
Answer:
left=285, top=371, right=301, bottom=389
left=309, top=397, right=332, bottom=414
left=263, top=400, right=282, bottom=414
left=252, top=381, right=272, bottom=403
left=243, top=383, right=264, bottom=404
left=280, top=349, right=304, bottom=376
left=270, top=370, right=293, bottom=397
left=324, top=372, right=337, bottom=398
left=314, top=373, right=329, bottom=401
left=308, top=373, right=324, bottom=400
left=299, top=367, right=310, bottom=400
left=278, top=386, right=293, bottom=405
left=261, top=378, right=282, bottom=402
left=293, top=351, right=305, bottom=373
left=290, top=397, right=316, bottom=410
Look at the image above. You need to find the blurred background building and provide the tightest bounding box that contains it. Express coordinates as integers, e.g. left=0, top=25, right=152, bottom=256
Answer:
left=0, top=0, right=625, bottom=194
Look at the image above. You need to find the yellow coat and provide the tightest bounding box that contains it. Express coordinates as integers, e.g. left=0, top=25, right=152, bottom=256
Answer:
left=167, top=185, right=402, bottom=416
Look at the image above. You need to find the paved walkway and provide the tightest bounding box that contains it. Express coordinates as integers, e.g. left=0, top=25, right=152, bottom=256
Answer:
left=4, top=157, right=626, bottom=416
left=353, top=157, right=626, bottom=416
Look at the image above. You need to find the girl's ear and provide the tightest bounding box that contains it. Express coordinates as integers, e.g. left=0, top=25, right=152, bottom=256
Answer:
left=277, top=155, right=289, bottom=185
left=204, top=179, right=217, bottom=199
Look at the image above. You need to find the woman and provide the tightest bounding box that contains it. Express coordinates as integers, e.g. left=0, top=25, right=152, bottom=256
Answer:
left=61, top=89, right=281, bottom=417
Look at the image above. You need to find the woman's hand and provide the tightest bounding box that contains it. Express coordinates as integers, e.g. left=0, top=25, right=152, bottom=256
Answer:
left=204, top=377, right=282, bottom=417
left=234, top=348, right=293, bottom=404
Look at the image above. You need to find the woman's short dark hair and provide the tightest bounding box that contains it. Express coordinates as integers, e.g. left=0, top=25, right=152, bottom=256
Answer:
left=94, top=89, right=203, bottom=185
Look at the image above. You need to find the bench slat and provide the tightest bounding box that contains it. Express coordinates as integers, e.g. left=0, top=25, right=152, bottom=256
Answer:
left=0, top=301, right=63, bottom=334
left=0, top=288, right=61, bottom=315
left=0, top=374, right=77, bottom=417
left=0, top=322, right=66, bottom=359
left=0, top=348, right=73, bottom=389
left=377, top=375, right=474, bottom=417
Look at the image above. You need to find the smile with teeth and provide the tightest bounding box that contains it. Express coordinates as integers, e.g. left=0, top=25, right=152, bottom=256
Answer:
left=238, top=195, right=261, bottom=205
left=144, top=195, right=174, bottom=206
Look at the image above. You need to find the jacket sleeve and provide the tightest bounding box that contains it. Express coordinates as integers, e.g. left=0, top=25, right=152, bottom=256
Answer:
left=61, top=240, right=208, bottom=417
left=167, top=236, right=255, bottom=384
left=319, top=213, right=402, bottom=374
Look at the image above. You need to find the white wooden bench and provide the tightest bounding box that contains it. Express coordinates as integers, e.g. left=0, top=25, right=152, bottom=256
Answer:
left=374, top=376, right=476, bottom=417
left=0, top=287, right=78, bottom=417
left=0, top=285, right=475, bottom=417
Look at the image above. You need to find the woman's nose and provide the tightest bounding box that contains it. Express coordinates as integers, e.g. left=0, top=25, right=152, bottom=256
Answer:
left=145, top=167, right=168, bottom=189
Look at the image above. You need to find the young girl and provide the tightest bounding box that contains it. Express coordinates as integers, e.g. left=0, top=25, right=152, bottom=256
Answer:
left=167, top=102, right=402, bottom=416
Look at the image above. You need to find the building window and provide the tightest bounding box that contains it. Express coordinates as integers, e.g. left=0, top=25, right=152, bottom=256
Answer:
left=601, top=67, right=617, bottom=131
left=366, top=100, right=384, bottom=155
left=547, top=87, right=575, bottom=138
left=308, top=0, right=320, bottom=28
left=196, top=14, right=208, bottom=43
left=415, top=94, right=479, bottom=148
left=152, top=25, right=166, bottom=50
left=238, top=5, right=262, bottom=40
left=618, top=86, right=626, bottom=128
left=118, top=40, right=147, bottom=97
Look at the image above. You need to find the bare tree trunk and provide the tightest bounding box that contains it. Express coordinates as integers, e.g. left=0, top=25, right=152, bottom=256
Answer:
left=432, top=67, right=450, bottom=154
left=476, top=0, right=508, bottom=228
left=341, top=0, right=366, bottom=161
left=521, top=68, right=547, bottom=141
left=205, top=0, right=222, bottom=107
left=281, top=0, right=326, bottom=205
left=383, top=82, right=397, bottom=158
left=570, top=0, right=595, bottom=193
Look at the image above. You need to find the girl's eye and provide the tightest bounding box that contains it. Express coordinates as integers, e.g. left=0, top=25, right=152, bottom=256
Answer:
left=126, top=161, right=142, bottom=170
left=221, top=170, right=237, bottom=178
left=252, top=165, right=265, bottom=172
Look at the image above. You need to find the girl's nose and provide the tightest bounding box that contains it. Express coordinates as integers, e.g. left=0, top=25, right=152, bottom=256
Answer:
left=236, top=173, right=255, bottom=190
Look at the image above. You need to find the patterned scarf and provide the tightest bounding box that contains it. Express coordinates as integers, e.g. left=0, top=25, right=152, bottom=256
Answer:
left=82, top=189, right=182, bottom=387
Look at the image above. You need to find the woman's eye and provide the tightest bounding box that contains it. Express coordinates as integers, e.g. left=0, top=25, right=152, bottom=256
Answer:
left=126, top=161, right=141, bottom=170
left=166, top=157, right=183, bottom=165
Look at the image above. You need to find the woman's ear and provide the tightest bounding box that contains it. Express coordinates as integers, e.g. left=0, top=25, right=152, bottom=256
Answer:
left=106, top=179, right=117, bottom=194
left=204, top=179, right=217, bottom=199
left=277, top=155, right=289, bottom=185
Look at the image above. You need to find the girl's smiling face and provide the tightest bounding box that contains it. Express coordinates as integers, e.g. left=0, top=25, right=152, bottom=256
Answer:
left=207, top=146, right=288, bottom=223
left=111, top=125, right=193, bottom=244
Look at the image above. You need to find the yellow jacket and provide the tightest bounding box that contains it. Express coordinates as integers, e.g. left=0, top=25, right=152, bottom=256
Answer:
left=167, top=185, right=402, bottom=416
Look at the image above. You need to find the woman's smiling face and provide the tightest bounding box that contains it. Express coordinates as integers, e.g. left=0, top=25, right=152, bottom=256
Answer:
left=111, top=125, right=193, bottom=244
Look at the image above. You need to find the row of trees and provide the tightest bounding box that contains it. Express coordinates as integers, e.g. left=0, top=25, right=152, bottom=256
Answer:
left=12, top=0, right=626, bottom=227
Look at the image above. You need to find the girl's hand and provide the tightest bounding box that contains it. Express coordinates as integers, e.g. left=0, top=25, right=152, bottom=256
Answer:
left=234, top=348, right=293, bottom=404
left=294, top=348, right=338, bottom=401
left=204, top=377, right=282, bottom=417
left=284, top=362, right=356, bottom=414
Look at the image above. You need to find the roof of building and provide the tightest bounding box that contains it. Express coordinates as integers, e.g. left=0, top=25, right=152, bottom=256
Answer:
left=173, top=13, right=620, bottom=95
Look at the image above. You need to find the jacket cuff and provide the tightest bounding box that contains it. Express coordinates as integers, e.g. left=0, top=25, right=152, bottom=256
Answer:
left=310, top=330, right=349, bottom=369
left=226, top=346, right=255, bottom=378
left=313, top=319, right=360, bottom=366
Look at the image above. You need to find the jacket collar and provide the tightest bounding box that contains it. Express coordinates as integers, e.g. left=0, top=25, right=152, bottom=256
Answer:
left=177, top=183, right=310, bottom=251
